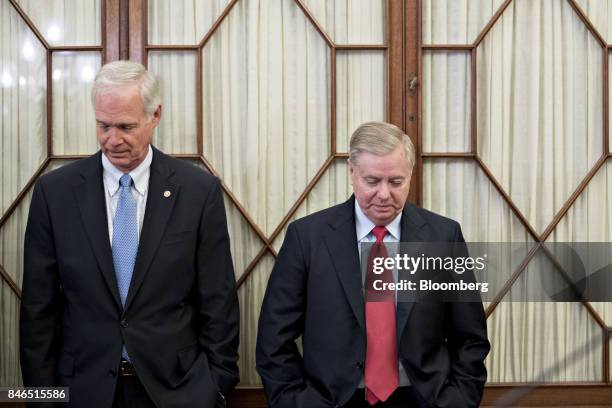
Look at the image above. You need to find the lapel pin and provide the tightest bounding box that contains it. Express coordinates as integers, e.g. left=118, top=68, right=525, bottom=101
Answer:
left=164, top=190, right=171, bottom=198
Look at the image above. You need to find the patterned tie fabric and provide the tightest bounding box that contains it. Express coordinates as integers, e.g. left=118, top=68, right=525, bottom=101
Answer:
left=112, top=174, right=138, bottom=361
left=364, top=226, right=399, bottom=405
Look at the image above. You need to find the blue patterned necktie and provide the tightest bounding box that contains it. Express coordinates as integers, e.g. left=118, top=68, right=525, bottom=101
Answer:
left=112, top=173, right=138, bottom=361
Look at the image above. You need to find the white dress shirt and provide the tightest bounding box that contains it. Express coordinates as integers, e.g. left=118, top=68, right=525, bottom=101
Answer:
left=355, top=201, right=411, bottom=387
left=102, top=145, right=152, bottom=246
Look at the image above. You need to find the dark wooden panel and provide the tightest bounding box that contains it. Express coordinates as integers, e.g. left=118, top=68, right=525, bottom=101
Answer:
left=227, top=385, right=612, bottom=407
left=229, top=388, right=268, bottom=407
left=2, top=385, right=612, bottom=407
left=104, top=0, right=120, bottom=62
left=406, top=0, right=420, bottom=205
left=128, top=0, right=145, bottom=63
left=482, top=383, right=612, bottom=406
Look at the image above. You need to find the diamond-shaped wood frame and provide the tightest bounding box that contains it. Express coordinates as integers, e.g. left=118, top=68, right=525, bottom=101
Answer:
left=0, top=0, right=403, bottom=297
left=140, top=0, right=396, bottom=289
left=0, top=0, right=108, bottom=297
left=421, top=0, right=612, bottom=383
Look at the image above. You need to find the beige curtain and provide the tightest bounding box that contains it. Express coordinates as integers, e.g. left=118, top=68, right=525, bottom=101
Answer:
left=0, top=159, right=76, bottom=386
left=551, top=161, right=612, bottom=342
left=336, top=51, right=386, bottom=153
left=201, top=0, right=331, bottom=236
left=201, top=0, right=331, bottom=384
left=0, top=0, right=100, bottom=387
left=148, top=51, right=198, bottom=154
left=16, top=0, right=100, bottom=46
left=272, top=160, right=351, bottom=251
left=422, top=0, right=504, bottom=44
left=15, top=1, right=101, bottom=156
left=300, top=0, right=385, bottom=44
left=52, top=51, right=101, bottom=155
left=190, top=159, right=262, bottom=282
left=576, top=0, right=612, bottom=45
left=0, top=1, right=45, bottom=387
left=0, top=2, right=47, bottom=218
left=424, top=0, right=608, bottom=382
left=575, top=0, right=612, bottom=184
left=148, top=0, right=384, bottom=385
left=0, top=280, right=21, bottom=387
left=422, top=51, right=471, bottom=152
left=148, top=0, right=230, bottom=45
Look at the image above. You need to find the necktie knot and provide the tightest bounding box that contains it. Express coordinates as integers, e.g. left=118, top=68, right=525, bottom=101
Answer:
left=119, top=174, right=132, bottom=188
left=371, top=226, right=388, bottom=243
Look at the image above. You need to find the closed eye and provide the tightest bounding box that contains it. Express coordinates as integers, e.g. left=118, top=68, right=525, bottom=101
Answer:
left=119, top=125, right=137, bottom=132
left=96, top=122, right=137, bottom=132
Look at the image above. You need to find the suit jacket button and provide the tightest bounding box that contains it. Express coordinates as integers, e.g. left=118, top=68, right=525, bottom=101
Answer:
left=120, top=319, right=128, bottom=328
left=356, top=362, right=363, bottom=369
left=109, top=369, right=117, bottom=377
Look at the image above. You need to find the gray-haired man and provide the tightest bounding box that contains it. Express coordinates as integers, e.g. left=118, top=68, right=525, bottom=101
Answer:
left=21, top=60, right=239, bottom=407
left=257, top=122, right=490, bottom=407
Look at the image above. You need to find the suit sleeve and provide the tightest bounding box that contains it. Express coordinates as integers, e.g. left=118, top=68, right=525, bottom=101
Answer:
left=196, top=178, right=240, bottom=398
left=437, top=223, right=490, bottom=408
left=256, top=223, right=335, bottom=408
left=20, top=179, right=62, bottom=387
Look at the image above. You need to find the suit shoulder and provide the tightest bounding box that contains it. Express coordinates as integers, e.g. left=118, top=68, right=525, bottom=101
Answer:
left=413, top=204, right=459, bottom=226
left=160, top=153, right=219, bottom=189
left=289, top=201, right=348, bottom=232
left=37, top=155, right=97, bottom=187
left=407, top=203, right=461, bottom=237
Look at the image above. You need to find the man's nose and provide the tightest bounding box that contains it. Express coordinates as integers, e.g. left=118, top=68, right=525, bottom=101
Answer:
left=107, top=128, right=124, bottom=146
left=376, top=183, right=390, bottom=200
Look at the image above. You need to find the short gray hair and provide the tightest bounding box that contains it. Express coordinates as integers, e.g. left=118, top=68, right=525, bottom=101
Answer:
left=91, top=60, right=161, bottom=117
left=349, top=121, right=415, bottom=170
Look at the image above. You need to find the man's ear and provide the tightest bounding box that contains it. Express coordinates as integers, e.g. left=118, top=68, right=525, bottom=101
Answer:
left=348, top=159, right=355, bottom=185
left=151, top=105, right=162, bottom=127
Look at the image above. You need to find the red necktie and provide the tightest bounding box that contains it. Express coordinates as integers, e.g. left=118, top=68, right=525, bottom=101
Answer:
left=364, top=226, right=399, bottom=405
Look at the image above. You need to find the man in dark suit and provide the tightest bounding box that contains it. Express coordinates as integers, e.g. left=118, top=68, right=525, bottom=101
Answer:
left=256, top=122, right=490, bottom=407
left=20, top=61, right=239, bottom=408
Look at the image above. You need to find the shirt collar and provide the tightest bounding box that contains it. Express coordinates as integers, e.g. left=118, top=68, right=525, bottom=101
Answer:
left=102, top=145, right=153, bottom=197
left=354, top=200, right=402, bottom=241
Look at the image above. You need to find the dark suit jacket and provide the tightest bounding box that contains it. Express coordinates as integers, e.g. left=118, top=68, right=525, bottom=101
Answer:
left=256, top=197, right=490, bottom=408
left=20, top=147, right=239, bottom=408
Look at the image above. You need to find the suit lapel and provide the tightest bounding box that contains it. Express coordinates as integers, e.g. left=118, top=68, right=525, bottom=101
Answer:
left=324, top=198, right=366, bottom=333
left=397, top=203, right=429, bottom=341
left=324, top=199, right=431, bottom=336
left=74, top=152, right=122, bottom=310
left=124, top=147, right=178, bottom=312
